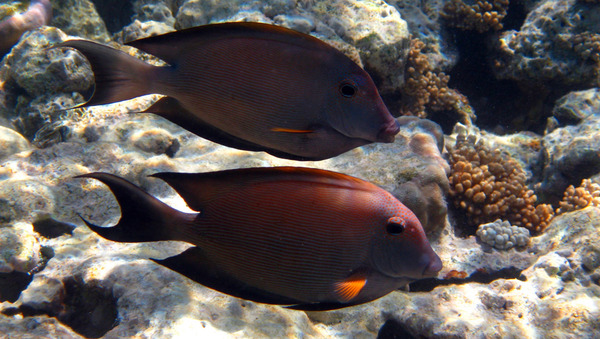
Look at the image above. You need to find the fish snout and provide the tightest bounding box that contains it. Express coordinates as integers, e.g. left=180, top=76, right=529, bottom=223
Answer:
left=422, top=253, right=443, bottom=277
left=377, top=119, right=400, bottom=143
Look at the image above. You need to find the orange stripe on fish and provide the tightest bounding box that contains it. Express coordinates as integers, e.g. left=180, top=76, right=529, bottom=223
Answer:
left=334, top=273, right=367, bottom=302
left=270, top=127, right=314, bottom=133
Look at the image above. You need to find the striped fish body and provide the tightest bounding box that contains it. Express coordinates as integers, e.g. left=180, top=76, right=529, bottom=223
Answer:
left=79, top=167, right=442, bottom=310
left=57, top=23, right=400, bottom=160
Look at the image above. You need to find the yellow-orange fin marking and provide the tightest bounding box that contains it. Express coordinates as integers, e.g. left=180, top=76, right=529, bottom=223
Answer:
left=271, top=127, right=314, bottom=133
left=333, top=274, right=367, bottom=302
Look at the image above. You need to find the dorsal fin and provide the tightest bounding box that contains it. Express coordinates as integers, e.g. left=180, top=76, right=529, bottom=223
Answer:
left=151, top=167, right=376, bottom=212
left=126, top=22, right=337, bottom=65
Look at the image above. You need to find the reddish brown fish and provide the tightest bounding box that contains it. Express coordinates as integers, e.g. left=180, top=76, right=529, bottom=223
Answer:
left=57, top=22, right=400, bottom=160
left=78, top=167, right=442, bottom=310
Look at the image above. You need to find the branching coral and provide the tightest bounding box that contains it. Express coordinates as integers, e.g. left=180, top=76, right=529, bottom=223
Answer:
left=557, top=179, right=600, bottom=214
left=400, top=39, right=473, bottom=125
left=442, top=0, right=509, bottom=33
left=447, top=133, right=554, bottom=233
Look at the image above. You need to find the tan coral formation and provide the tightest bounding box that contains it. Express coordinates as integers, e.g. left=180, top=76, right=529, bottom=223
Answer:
left=557, top=179, right=600, bottom=214
left=447, top=133, right=554, bottom=233
left=570, top=32, right=600, bottom=64
left=442, top=0, right=509, bottom=33
left=400, top=39, right=473, bottom=125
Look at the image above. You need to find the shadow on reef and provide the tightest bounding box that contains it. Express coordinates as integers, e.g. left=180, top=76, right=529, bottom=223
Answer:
left=409, top=266, right=525, bottom=292
left=89, top=0, right=134, bottom=34
left=0, top=272, right=33, bottom=303
left=0, top=246, right=53, bottom=303
left=444, top=0, right=587, bottom=135
left=2, top=276, right=119, bottom=338
left=377, top=318, right=418, bottom=339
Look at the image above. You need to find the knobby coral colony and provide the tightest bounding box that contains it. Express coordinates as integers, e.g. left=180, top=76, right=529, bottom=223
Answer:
left=569, top=32, right=600, bottom=85
left=442, top=0, right=509, bottom=33
left=400, top=39, right=473, bottom=125
left=557, top=179, right=600, bottom=214
left=447, top=133, right=554, bottom=233
left=448, top=134, right=600, bottom=234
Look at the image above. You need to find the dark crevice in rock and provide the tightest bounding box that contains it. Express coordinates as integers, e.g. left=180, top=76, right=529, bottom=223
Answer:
left=445, top=29, right=538, bottom=134
left=503, top=0, right=527, bottom=31
left=427, top=108, right=462, bottom=135
left=33, top=217, right=76, bottom=238
left=377, top=318, right=418, bottom=339
left=0, top=246, right=54, bottom=303
left=0, top=272, right=33, bottom=303
left=90, top=0, right=134, bottom=34
left=409, top=266, right=525, bottom=292
left=59, top=277, right=119, bottom=338
left=2, top=276, right=119, bottom=338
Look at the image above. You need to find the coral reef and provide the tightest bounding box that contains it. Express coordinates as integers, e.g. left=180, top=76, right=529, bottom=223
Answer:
left=1, top=0, right=600, bottom=337
left=492, top=0, right=600, bottom=89
left=476, top=219, right=530, bottom=250
left=557, top=179, right=600, bottom=214
left=447, top=132, right=554, bottom=233
left=0, top=27, right=92, bottom=143
left=0, top=125, right=30, bottom=160
left=538, top=114, right=600, bottom=202
left=51, top=0, right=110, bottom=42
left=389, top=117, right=450, bottom=234
left=399, top=38, right=474, bottom=125
left=307, top=0, right=410, bottom=94
left=442, top=0, right=509, bottom=33
left=551, top=88, right=600, bottom=127
left=0, top=222, right=41, bottom=273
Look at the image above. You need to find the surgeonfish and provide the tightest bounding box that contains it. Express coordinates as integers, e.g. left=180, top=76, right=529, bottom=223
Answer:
left=57, top=22, right=400, bottom=161
left=77, top=167, right=442, bottom=310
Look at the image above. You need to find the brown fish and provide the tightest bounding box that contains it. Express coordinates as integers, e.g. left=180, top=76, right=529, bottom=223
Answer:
left=57, top=22, right=400, bottom=160
left=77, top=167, right=442, bottom=310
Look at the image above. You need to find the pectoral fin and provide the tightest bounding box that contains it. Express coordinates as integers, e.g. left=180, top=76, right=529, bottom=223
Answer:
left=333, top=271, right=367, bottom=303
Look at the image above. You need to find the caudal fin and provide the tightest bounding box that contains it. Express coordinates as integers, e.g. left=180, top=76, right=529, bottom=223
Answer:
left=56, top=40, right=154, bottom=107
left=76, top=172, right=196, bottom=243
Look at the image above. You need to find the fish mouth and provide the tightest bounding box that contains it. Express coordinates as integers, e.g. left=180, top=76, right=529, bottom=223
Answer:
left=422, top=254, right=443, bottom=277
left=376, top=119, right=400, bottom=143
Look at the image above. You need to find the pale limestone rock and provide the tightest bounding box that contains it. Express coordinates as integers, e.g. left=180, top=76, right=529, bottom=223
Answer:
left=0, top=222, right=41, bottom=273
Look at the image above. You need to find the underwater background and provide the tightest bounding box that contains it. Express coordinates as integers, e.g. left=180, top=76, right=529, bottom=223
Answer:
left=0, top=0, right=599, bottom=337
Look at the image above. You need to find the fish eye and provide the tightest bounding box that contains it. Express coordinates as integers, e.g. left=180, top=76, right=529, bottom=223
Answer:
left=386, top=221, right=405, bottom=235
left=339, top=83, right=357, bottom=98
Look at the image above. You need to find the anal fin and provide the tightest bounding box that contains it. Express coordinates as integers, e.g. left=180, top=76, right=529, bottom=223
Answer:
left=152, top=247, right=302, bottom=306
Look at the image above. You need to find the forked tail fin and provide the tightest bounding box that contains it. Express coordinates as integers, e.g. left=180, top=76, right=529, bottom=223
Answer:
left=76, top=172, right=196, bottom=243
left=56, top=40, right=155, bottom=107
